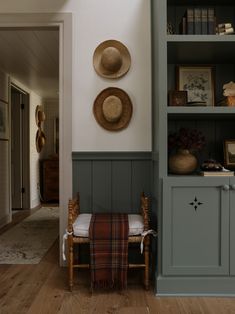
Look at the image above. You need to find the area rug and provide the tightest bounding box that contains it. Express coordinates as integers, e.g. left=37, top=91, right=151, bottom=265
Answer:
left=0, top=207, right=59, bottom=264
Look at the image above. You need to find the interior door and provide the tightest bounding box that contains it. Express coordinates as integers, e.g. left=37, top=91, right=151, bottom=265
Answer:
left=11, top=86, right=30, bottom=210
left=11, top=88, right=22, bottom=209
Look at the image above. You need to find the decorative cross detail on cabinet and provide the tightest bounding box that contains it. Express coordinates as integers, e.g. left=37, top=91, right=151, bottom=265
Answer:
left=189, top=197, right=203, bottom=211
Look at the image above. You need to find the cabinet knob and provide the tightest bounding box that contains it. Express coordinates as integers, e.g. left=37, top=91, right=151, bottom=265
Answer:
left=222, top=184, right=230, bottom=191
left=231, top=184, right=235, bottom=190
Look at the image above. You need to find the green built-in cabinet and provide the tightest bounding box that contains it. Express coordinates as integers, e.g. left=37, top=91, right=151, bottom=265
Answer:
left=163, top=177, right=235, bottom=276
left=152, top=0, right=235, bottom=295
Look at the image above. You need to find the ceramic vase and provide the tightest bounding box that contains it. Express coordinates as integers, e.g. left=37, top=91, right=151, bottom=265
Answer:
left=169, top=149, right=198, bottom=174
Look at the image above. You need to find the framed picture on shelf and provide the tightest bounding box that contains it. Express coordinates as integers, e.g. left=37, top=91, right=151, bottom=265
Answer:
left=168, top=90, right=187, bottom=106
left=0, top=101, right=9, bottom=140
left=224, top=140, right=235, bottom=167
left=176, top=65, right=215, bottom=106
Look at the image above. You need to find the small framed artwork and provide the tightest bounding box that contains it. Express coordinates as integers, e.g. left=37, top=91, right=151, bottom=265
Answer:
left=168, top=90, right=187, bottom=106
left=224, top=140, right=235, bottom=167
left=176, top=65, right=215, bottom=106
left=0, top=101, right=9, bottom=140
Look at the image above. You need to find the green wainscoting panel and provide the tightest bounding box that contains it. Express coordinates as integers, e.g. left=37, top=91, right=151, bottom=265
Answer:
left=112, top=161, right=132, bottom=212
left=73, top=161, right=92, bottom=211
left=93, top=161, right=112, bottom=212
left=72, top=152, right=152, bottom=213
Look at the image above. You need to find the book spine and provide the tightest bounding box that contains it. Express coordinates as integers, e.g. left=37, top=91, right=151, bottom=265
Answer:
left=208, top=8, right=215, bottom=34
left=185, top=8, right=194, bottom=34
left=194, top=8, right=201, bottom=34
left=201, top=8, right=208, bottom=34
left=179, top=16, right=186, bottom=34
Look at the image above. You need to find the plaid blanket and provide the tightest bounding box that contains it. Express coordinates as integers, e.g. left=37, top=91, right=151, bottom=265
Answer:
left=89, top=213, right=129, bottom=289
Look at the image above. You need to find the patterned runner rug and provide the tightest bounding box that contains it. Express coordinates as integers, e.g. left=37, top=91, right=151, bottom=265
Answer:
left=0, top=207, right=59, bottom=264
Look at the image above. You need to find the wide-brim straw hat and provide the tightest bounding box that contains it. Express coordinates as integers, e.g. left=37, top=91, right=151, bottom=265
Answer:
left=36, top=129, right=46, bottom=153
left=93, top=87, right=133, bottom=131
left=93, top=40, right=131, bottom=79
left=35, top=105, right=46, bottom=127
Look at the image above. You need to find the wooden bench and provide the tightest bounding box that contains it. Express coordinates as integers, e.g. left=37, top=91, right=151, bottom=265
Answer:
left=67, top=193, right=151, bottom=291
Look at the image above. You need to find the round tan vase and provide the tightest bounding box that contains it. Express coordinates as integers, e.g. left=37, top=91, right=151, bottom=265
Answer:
left=169, top=149, right=198, bottom=174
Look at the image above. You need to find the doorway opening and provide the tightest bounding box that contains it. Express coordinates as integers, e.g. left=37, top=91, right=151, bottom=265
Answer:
left=0, top=13, right=72, bottom=265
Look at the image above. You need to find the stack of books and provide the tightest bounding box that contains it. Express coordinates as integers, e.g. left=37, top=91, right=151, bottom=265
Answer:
left=199, top=169, right=234, bottom=176
left=216, top=23, right=234, bottom=35
left=180, top=8, right=216, bottom=34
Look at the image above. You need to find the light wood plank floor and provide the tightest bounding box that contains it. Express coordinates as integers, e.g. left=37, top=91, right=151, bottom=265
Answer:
left=1, top=227, right=235, bottom=313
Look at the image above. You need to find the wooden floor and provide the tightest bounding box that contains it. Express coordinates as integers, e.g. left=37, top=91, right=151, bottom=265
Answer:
left=1, top=220, right=235, bottom=313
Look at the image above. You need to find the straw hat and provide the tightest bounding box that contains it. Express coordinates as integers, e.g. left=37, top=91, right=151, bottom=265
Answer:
left=93, top=40, right=131, bottom=79
left=93, top=87, right=133, bottom=131
left=35, top=105, right=45, bottom=127
left=36, top=129, right=46, bottom=153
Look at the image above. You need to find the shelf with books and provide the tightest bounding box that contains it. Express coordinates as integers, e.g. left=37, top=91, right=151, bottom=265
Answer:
left=167, top=3, right=235, bottom=35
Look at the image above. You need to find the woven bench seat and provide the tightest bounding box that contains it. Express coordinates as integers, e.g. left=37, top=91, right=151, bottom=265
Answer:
left=73, top=213, right=144, bottom=237
left=67, top=193, right=151, bottom=291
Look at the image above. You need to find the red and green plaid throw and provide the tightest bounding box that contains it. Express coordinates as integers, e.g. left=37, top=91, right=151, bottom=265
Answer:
left=89, top=213, right=129, bottom=289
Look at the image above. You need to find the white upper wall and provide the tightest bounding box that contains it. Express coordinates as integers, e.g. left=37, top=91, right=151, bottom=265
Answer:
left=0, top=0, right=152, bottom=152
left=75, top=0, right=151, bottom=151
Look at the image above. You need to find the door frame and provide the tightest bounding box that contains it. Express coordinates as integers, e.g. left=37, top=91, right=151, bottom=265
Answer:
left=0, top=13, right=73, bottom=265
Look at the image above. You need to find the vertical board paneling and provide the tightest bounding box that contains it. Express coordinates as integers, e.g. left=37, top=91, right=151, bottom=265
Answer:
left=196, top=120, right=216, bottom=165
left=72, top=153, right=152, bottom=213
left=132, top=160, right=152, bottom=212
left=73, top=161, right=92, bottom=212
left=112, top=161, right=132, bottom=213
left=93, top=161, right=112, bottom=212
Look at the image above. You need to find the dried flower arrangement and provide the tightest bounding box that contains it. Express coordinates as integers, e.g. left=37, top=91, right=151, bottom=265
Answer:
left=168, top=128, right=205, bottom=152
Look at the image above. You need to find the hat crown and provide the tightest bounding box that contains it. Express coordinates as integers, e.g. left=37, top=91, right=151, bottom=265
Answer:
left=102, top=95, right=123, bottom=122
left=100, top=47, right=122, bottom=73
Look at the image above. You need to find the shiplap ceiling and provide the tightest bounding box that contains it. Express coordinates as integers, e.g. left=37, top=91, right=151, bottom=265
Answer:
left=0, top=28, right=59, bottom=99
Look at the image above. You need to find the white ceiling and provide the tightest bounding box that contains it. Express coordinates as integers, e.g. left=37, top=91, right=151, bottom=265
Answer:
left=0, top=28, right=59, bottom=100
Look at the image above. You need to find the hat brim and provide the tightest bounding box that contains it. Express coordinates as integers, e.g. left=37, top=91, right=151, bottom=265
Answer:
left=93, top=87, right=133, bottom=131
left=35, top=105, right=41, bottom=127
left=36, top=129, right=46, bottom=153
left=35, top=105, right=45, bottom=127
left=93, top=40, right=131, bottom=79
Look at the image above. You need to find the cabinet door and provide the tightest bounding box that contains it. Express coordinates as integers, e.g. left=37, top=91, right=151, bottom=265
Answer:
left=230, top=177, right=235, bottom=275
left=163, top=177, right=230, bottom=276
